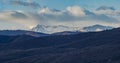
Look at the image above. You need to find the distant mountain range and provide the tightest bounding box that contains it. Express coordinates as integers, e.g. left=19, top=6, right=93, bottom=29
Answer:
left=0, top=24, right=114, bottom=37
left=32, top=24, right=114, bottom=33
left=0, top=28, right=120, bottom=63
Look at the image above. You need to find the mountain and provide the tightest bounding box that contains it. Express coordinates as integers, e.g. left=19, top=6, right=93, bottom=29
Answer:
left=0, top=28, right=120, bottom=63
left=32, top=25, right=80, bottom=34
left=83, top=24, right=114, bottom=32
left=32, top=24, right=114, bottom=34
left=0, top=30, right=48, bottom=37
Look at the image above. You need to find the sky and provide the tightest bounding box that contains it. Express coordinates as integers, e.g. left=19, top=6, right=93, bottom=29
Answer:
left=1, top=0, right=120, bottom=10
left=0, top=0, right=120, bottom=30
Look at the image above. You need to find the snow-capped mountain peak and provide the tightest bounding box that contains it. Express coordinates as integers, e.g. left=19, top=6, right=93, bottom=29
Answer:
left=32, top=24, right=114, bottom=34
left=32, top=25, right=80, bottom=34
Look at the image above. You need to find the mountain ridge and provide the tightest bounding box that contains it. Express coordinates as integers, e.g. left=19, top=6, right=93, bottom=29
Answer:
left=0, top=28, right=120, bottom=63
left=32, top=24, right=114, bottom=33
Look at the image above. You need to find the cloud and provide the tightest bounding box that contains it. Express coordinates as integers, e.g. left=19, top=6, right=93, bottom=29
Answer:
left=11, top=11, right=28, bottom=19
left=27, top=6, right=118, bottom=28
left=66, top=6, right=86, bottom=16
left=93, top=6, right=120, bottom=25
left=96, top=6, right=115, bottom=11
left=94, top=6, right=120, bottom=15
left=10, top=0, right=40, bottom=9
left=36, top=6, right=118, bottom=23
left=0, top=6, right=119, bottom=30
left=0, top=11, right=38, bottom=29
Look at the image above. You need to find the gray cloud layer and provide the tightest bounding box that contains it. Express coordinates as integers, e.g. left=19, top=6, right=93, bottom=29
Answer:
left=96, top=6, right=115, bottom=11
left=10, top=0, right=40, bottom=9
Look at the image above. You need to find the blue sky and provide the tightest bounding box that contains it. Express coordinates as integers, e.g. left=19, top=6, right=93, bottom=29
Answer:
left=0, top=0, right=120, bottom=11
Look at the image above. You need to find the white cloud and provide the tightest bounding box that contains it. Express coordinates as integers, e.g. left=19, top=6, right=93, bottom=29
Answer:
left=38, top=7, right=63, bottom=15
left=66, top=6, right=86, bottom=16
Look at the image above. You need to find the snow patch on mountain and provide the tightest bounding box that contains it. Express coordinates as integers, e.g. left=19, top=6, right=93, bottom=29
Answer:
left=32, top=25, right=81, bottom=34
left=32, top=24, right=114, bottom=34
